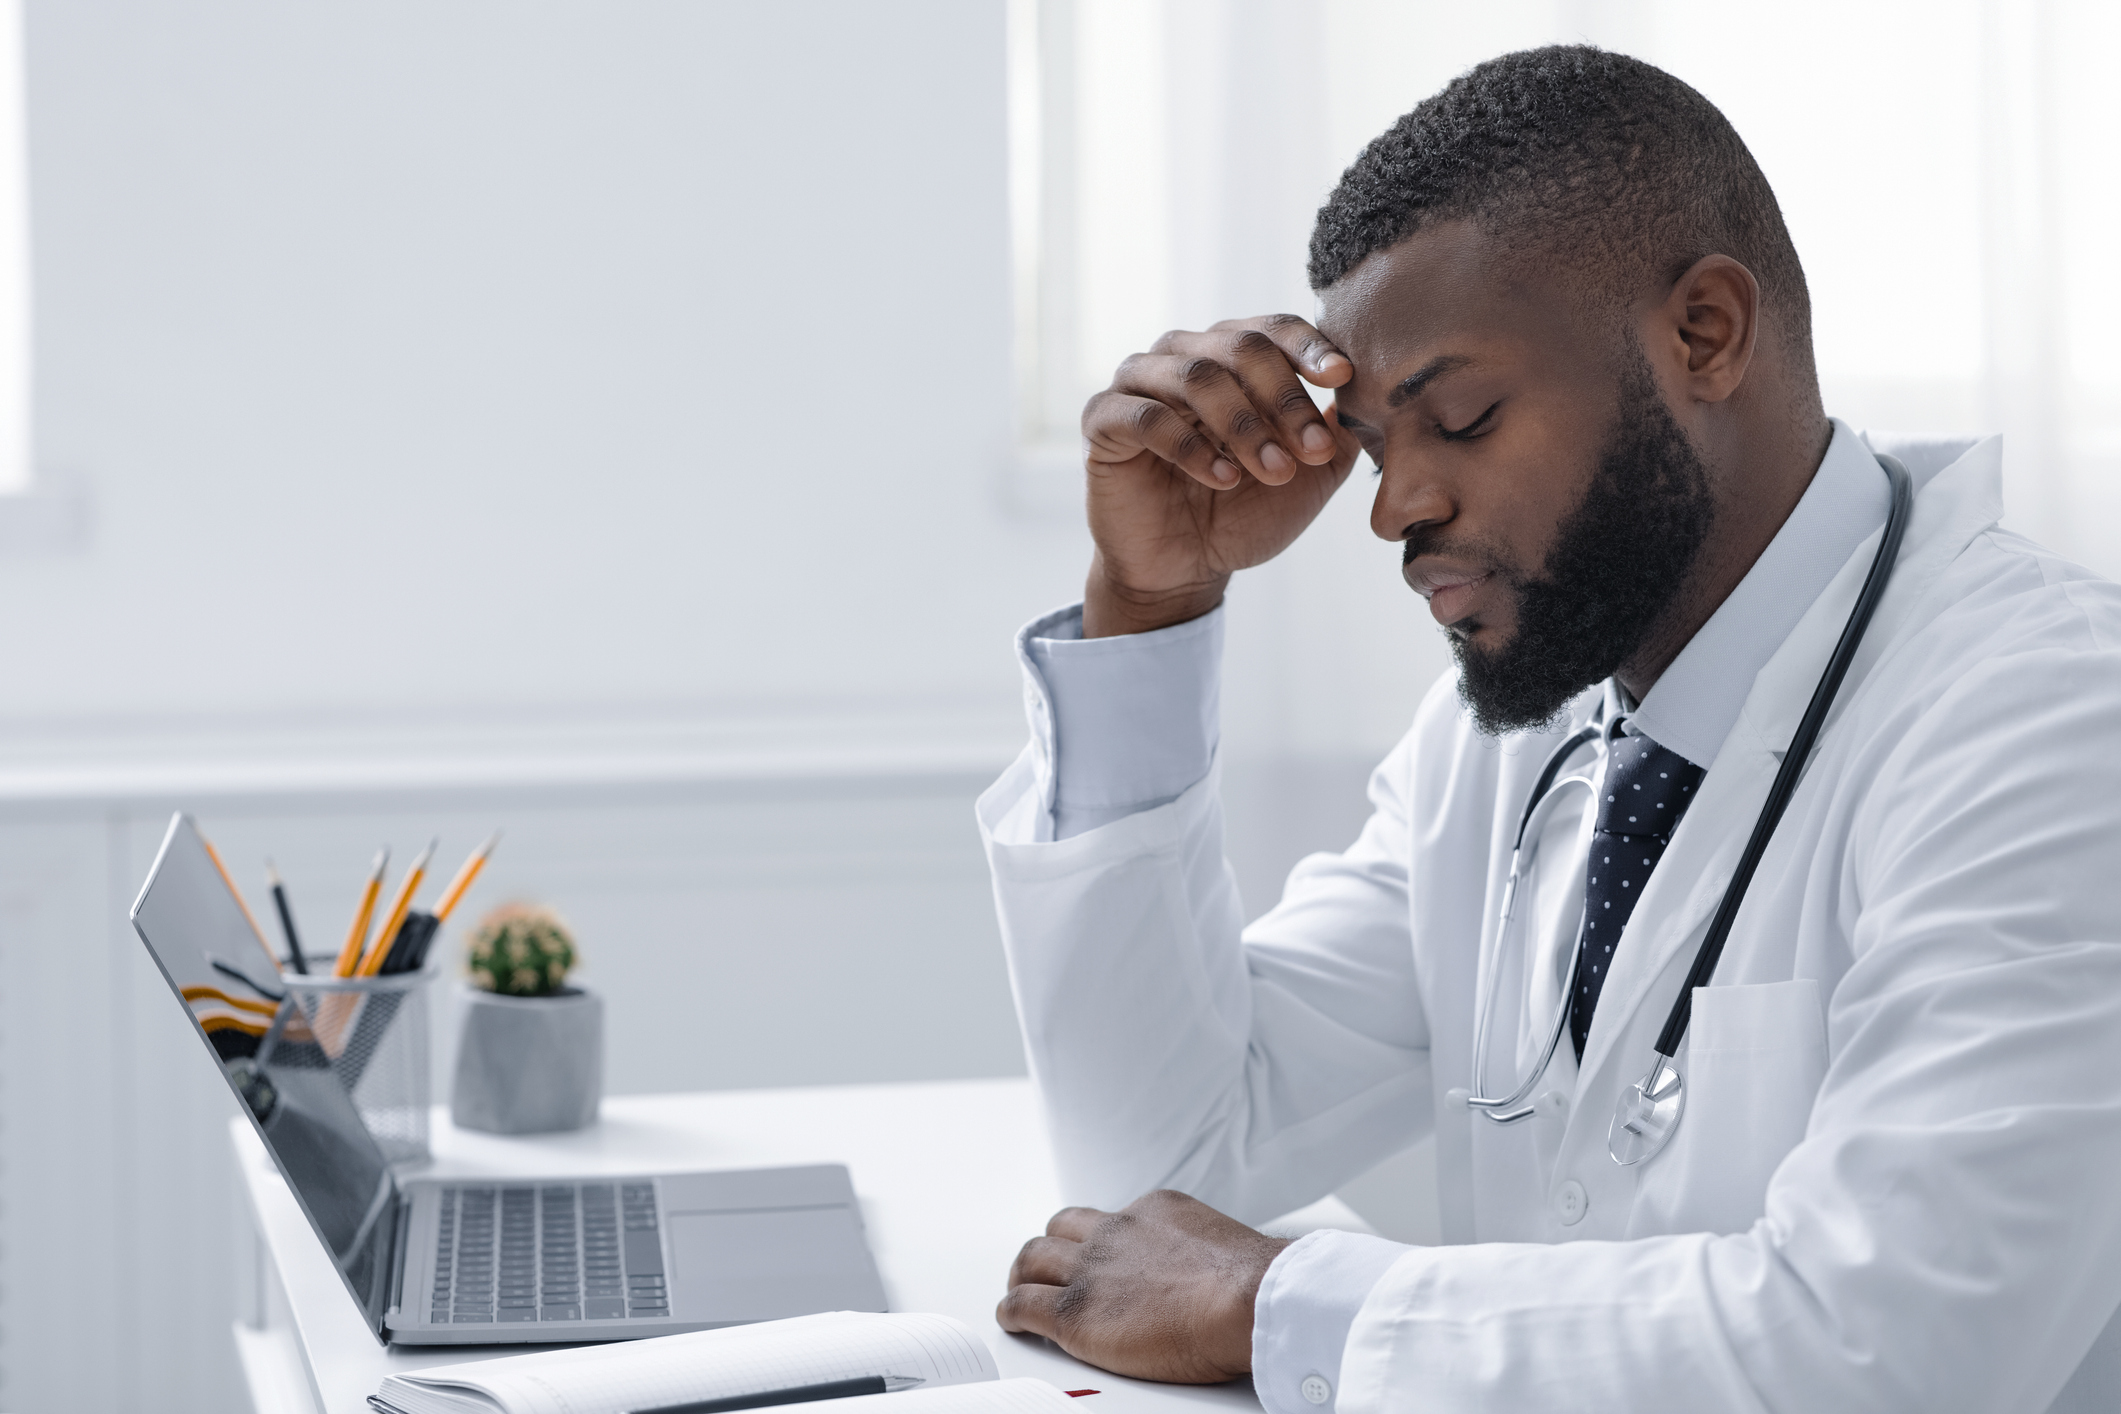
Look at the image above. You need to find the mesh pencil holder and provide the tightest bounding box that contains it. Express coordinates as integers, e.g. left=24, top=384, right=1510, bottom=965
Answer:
left=280, top=967, right=439, bottom=1164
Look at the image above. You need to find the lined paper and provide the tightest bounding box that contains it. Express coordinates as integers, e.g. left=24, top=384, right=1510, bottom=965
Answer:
left=378, top=1311, right=1004, bottom=1414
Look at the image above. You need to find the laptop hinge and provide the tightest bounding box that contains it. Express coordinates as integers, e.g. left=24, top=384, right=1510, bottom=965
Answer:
left=386, top=1187, right=410, bottom=1336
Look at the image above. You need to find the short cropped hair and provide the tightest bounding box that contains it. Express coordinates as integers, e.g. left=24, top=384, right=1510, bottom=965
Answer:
left=1309, top=46, right=1812, bottom=372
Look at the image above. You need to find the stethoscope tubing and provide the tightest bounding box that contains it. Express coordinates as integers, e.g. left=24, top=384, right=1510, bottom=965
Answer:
left=1469, top=767, right=1597, bottom=1120
left=1649, top=453, right=1913, bottom=1058
left=1463, top=451, right=1915, bottom=1124
left=1513, top=725, right=1602, bottom=853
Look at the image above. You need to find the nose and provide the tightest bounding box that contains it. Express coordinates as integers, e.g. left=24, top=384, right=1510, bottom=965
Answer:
left=1368, top=448, right=1456, bottom=544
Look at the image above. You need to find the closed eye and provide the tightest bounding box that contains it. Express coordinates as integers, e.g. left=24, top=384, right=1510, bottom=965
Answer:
left=1440, top=401, right=1500, bottom=442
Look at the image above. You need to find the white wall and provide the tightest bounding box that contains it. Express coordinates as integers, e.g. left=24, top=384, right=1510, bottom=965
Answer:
left=7, top=0, right=1090, bottom=727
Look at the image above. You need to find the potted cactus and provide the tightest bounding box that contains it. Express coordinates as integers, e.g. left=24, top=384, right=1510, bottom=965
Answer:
left=450, top=903, right=603, bottom=1134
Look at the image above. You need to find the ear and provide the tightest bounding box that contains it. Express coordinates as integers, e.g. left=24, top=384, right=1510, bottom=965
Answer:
left=1654, top=255, right=1759, bottom=405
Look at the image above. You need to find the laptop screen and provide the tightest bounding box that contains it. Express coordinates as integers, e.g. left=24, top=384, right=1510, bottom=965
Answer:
left=129, top=813, right=399, bottom=1338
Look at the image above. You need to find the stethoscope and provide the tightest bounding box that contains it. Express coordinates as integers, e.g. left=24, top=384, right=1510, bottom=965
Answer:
left=1464, top=452, right=1914, bottom=1167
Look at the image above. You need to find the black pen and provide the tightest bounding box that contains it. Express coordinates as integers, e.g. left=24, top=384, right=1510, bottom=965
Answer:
left=628, top=1374, right=923, bottom=1414
left=267, top=859, right=309, bottom=974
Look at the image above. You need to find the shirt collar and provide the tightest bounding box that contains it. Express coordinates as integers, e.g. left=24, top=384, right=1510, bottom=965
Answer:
left=1625, top=418, right=1891, bottom=769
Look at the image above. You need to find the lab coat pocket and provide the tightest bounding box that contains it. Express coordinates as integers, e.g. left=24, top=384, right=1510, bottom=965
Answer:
left=1631, top=978, right=1828, bottom=1237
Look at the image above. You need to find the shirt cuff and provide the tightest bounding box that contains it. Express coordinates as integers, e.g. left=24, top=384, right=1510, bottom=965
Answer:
left=1014, top=601, right=1223, bottom=842
left=1253, top=1230, right=1409, bottom=1414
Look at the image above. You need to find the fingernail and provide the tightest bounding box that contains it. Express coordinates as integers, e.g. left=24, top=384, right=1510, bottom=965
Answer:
left=1320, top=352, right=1352, bottom=376
left=1211, top=458, right=1241, bottom=486
left=1260, top=442, right=1293, bottom=476
left=1300, top=423, right=1333, bottom=456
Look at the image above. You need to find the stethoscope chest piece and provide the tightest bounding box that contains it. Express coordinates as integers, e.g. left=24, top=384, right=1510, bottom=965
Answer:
left=1608, top=1054, right=1684, bottom=1166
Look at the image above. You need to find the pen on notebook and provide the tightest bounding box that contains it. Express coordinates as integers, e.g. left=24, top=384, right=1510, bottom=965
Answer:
left=431, top=829, right=502, bottom=922
left=266, top=859, right=309, bottom=974
left=626, top=1374, right=924, bottom=1414
left=334, top=848, right=390, bottom=977
left=359, top=837, right=436, bottom=976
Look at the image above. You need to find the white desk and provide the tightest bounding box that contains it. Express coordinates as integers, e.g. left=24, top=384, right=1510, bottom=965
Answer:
left=230, top=1078, right=1282, bottom=1414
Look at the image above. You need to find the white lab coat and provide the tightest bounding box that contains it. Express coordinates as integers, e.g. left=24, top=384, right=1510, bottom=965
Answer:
left=977, top=434, right=2121, bottom=1412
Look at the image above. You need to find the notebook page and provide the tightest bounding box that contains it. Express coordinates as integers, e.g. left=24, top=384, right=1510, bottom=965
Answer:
left=382, top=1312, right=998, bottom=1414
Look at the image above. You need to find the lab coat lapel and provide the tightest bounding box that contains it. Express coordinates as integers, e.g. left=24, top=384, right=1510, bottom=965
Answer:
left=1573, top=434, right=2006, bottom=1090
left=1739, top=434, right=2002, bottom=756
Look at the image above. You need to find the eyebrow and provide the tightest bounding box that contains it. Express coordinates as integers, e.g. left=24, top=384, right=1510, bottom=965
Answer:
left=1387, top=354, right=1474, bottom=408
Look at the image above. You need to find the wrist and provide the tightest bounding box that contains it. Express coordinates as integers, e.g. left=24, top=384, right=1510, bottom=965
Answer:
left=1082, top=556, right=1229, bottom=639
left=1215, top=1234, right=1293, bottom=1375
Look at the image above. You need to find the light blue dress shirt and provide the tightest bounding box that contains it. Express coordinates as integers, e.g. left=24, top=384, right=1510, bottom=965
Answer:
left=1012, top=419, right=1891, bottom=1413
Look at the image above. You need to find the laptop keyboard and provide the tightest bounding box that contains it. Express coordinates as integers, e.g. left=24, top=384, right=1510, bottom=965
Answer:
left=429, top=1182, right=669, bottom=1324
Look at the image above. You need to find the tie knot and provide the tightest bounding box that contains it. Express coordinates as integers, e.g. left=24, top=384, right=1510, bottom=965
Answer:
left=1595, top=731, right=1703, bottom=840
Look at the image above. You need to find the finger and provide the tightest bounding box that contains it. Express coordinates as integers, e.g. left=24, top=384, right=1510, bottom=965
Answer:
left=1082, top=390, right=1239, bottom=488
left=1046, top=1205, right=1109, bottom=1242
left=1008, top=1234, right=1081, bottom=1289
left=996, top=1282, right=1066, bottom=1338
left=1207, top=312, right=1352, bottom=389
left=1321, top=401, right=1368, bottom=471
left=1110, top=353, right=1295, bottom=486
left=1151, top=328, right=1338, bottom=466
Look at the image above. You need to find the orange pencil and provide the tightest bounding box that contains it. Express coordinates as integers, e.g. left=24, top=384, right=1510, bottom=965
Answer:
left=200, top=830, right=280, bottom=974
left=432, top=830, right=502, bottom=922
left=333, top=849, right=390, bottom=978
left=358, top=838, right=436, bottom=976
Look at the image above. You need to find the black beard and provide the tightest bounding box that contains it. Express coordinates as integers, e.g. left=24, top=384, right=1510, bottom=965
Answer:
left=1435, top=359, right=1716, bottom=736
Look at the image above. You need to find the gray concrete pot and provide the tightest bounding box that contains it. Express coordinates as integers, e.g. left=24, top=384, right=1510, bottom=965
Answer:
left=451, top=985, right=603, bottom=1135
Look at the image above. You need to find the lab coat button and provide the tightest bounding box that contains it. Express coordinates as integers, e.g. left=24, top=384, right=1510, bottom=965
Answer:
left=1536, top=1089, right=1568, bottom=1120
left=1556, top=1179, right=1588, bottom=1226
left=1301, top=1374, right=1332, bottom=1406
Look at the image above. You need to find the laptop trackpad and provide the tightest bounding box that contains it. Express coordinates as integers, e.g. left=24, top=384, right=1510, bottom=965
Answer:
left=667, top=1207, right=883, bottom=1323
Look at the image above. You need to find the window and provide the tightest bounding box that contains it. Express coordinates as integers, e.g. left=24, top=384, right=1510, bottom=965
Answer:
left=1009, top=0, right=1181, bottom=501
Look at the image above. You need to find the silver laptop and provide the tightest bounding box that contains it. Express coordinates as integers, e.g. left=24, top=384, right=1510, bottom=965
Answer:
left=131, top=812, right=889, bottom=1346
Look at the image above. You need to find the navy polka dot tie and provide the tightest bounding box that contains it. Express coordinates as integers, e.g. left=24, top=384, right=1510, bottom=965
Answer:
left=1571, top=724, right=1706, bottom=1060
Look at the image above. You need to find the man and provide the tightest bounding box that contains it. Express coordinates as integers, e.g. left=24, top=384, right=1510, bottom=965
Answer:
left=976, top=46, right=2121, bottom=1413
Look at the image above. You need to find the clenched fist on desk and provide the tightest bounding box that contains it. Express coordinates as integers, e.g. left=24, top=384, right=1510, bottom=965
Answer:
left=997, top=1190, right=1293, bottom=1384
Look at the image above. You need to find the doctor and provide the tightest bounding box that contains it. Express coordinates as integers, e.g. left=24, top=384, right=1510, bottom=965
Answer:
left=978, top=45, right=2121, bottom=1413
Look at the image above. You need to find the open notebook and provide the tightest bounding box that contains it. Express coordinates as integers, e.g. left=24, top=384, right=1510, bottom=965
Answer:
left=369, top=1311, right=1082, bottom=1414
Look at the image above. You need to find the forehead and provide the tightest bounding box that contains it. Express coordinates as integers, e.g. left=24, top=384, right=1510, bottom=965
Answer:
left=1318, top=221, right=1598, bottom=413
